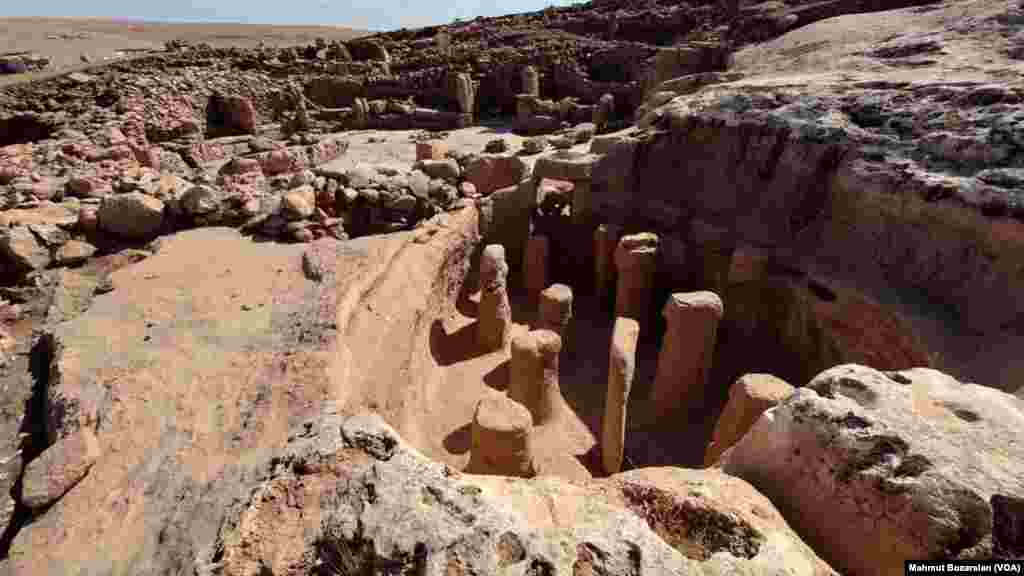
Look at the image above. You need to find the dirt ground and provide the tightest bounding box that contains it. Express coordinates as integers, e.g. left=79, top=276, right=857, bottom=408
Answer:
left=0, top=17, right=366, bottom=86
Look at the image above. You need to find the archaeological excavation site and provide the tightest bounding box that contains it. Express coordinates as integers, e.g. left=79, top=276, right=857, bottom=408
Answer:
left=0, top=0, right=1022, bottom=573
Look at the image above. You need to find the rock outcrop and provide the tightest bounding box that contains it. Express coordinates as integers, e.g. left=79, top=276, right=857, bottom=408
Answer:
left=210, top=407, right=838, bottom=576
left=723, top=364, right=1024, bottom=575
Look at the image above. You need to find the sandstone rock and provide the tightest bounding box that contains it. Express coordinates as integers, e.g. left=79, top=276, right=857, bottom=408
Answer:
left=705, top=374, right=794, bottom=467
left=466, top=394, right=536, bottom=477
left=604, top=316, right=639, bottom=475
left=723, top=365, right=1024, bottom=574
left=0, top=226, right=51, bottom=273
left=282, top=185, right=317, bottom=220
left=478, top=244, right=511, bottom=351
left=20, top=428, right=101, bottom=509
left=97, top=192, right=165, bottom=240
left=54, top=240, right=97, bottom=266
left=651, top=291, right=724, bottom=419
left=509, top=329, right=563, bottom=426
left=614, top=232, right=659, bottom=321
left=537, top=283, right=573, bottom=338
left=464, top=154, right=530, bottom=196
left=0, top=202, right=78, bottom=229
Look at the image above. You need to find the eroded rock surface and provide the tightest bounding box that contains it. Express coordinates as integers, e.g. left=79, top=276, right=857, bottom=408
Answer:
left=723, top=364, right=1024, bottom=575
left=210, top=408, right=837, bottom=576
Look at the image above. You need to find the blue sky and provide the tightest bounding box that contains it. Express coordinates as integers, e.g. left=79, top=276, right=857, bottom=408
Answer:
left=3, top=0, right=587, bottom=31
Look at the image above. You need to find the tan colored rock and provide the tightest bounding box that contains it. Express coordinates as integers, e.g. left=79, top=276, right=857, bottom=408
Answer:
left=509, top=329, right=564, bottom=425
left=704, top=374, right=793, bottom=467
left=478, top=244, right=511, bottom=351
left=0, top=202, right=78, bottom=228
left=54, top=240, right=97, bottom=266
left=20, top=428, right=100, bottom=509
left=723, top=365, right=1024, bottom=575
left=603, top=316, right=639, bottom=475
left=537, top=283, right=572, bottom=338
left=650, top=291, right=724, bottom=417
left=415, top=140, right=448, bottom=161
left=522, top=65, right=540, bottom=96
left=614, top=232, right=659, bottom=321
left=466, top=394, right=535, bottom=477
left=282, top=185, right=317, bottom=220
left=522, top=235, right=549, bottom=301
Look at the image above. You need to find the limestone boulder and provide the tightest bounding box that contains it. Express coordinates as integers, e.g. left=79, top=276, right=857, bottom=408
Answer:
left=97, top=192, right=165, bottom=240
left=723, top=364, right=1024, bottom=575
left=20, top=428, right=101, bottom=509
left=705, top=374, right=794, bottom=466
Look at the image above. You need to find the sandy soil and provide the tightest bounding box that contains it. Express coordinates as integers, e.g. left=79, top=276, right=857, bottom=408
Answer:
left=0, top=17, right=367, bottom=86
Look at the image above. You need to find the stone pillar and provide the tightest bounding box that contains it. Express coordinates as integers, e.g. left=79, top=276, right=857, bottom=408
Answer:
left=467, top=395, right=536, bottom=477
left=454, top=73, right=475, bottom=116
left=603, top=316, right=639, bottom=475
left=523, top=235, right=549, bottom=302
left=614, top=233, right=659, bottom=321
left=537, top=284, right=572, bottom=339
left=704, top=373, right=793, bottom=467
left=509, top=329, right=564, bottom=425
left=522, top=65, right=540, bottom=97
left=593, top=93, right=615, bottom=130
left=650, top=291, right=725, bottom=417
left=352, top=97, right=369, bottom=129
left=571, top=181, right=592, bottom=227
left=478, top=245, right=511, bottom=351
left=594, top=224, right=617, bottom=303
left=516, top=95, right=535, bottom=125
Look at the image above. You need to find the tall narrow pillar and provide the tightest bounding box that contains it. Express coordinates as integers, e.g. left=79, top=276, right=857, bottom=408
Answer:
left=603, top=316, right=639, bottom=475
left=594, top=224, right=616, bottom=303
left=509, top=329, right=564, bottom=425
left=650, top=291, right=724, bottom=417
left=614, top=233, right=659, bottom=321
left=571, top=181, right=592, bottom=227
left=478, top=245, right=511, bottom=351
left=537, top=284, right=573, bottom=340
left=467, top=395, right=536, bottom=478
left=522, top=65, right=540, bottom=97
left=523, top=235, right=550, bottom=303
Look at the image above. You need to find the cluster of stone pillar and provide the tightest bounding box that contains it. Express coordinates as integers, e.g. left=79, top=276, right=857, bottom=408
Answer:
left=469, top=226, right=728, bottom=478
